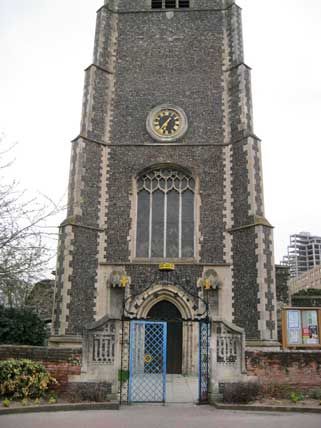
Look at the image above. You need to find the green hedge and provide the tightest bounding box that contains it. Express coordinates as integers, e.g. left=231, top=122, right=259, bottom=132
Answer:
left=294, top=288, right=321, bottom=296
left=0, top=359, right=57, bottom=399
left=0, top=305, right=48, bottom=345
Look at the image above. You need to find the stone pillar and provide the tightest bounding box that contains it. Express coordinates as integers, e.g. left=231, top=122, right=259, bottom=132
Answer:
left=222, top=4, right=278, bottom=345
left=51, top=6, right=120, bottom=342
left=208, top=319, right=247, bottom=402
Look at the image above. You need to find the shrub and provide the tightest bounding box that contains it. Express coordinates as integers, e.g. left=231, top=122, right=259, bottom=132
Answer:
left=21, top=398, right=29, bottom=406
left=48, top=394, right=58, bottom=404
left=310, top=388, right=321, bottom=400
left=118, top=369, right=129, bottom=383
left=0, top=305, right=48, bottom=346
left=65, top=383, right=110, bottom=402
left=0, top=359, right=57, bottom=400
left=223, top=382, right=261, bottom=404
left=262, top=383, right=292, bottom=399
left=295, top=288, right=321, bottom=296
left=290, top=391, right=304, bottom=403
left=2, top=399, right=10, bottom=408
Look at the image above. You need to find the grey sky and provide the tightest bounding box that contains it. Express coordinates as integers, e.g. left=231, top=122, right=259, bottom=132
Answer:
left=0, top=0, right=320, bottom=263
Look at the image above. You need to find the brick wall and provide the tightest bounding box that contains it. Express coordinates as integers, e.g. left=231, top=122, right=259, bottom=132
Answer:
left=246, top=351, right=321, bottom=389
left=0, top=346, right=82, bottom=392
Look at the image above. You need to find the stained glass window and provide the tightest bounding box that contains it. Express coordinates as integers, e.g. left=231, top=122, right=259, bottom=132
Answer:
left=136, top=168, right=195, bottom=258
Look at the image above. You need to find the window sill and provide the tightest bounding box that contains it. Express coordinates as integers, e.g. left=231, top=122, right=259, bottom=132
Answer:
left=132, top=258, right=197, bottom=265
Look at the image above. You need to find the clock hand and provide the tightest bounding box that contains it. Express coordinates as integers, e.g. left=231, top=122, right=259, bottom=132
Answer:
left=161, top=117, right=171, bottom=131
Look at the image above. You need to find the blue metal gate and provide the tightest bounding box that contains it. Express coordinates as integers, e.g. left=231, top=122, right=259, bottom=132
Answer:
left=129, top=321, right=167, bottom=403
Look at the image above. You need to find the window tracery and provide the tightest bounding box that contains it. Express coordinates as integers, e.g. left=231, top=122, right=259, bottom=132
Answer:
left=136, top=168, right=195, bottom=259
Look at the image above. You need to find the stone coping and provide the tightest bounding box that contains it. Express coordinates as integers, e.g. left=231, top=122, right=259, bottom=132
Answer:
left=213, top=402, right=321, bottom=414
left=0, top=402, right=119, bottom=416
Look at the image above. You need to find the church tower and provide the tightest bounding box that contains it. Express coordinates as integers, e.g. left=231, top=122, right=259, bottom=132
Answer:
left=52, top=0, right=278, bottom=351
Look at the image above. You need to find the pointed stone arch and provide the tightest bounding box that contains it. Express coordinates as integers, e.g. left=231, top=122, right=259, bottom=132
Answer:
left=126, top=283, right=199, bottom=375
left=127, top=283, right=197, bottom=320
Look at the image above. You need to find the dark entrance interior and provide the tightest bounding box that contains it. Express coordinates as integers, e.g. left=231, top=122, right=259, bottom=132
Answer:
left=147, top=301, right=182, bottom=374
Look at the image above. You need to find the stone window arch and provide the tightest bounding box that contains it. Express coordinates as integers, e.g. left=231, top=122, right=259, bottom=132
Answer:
left=135, top=167, right=195, bottom=259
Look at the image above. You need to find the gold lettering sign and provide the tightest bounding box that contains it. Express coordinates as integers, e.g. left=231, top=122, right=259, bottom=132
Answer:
left=159, top=263, right=175, bottom=271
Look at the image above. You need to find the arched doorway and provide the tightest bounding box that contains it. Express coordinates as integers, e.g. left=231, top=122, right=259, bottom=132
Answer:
left=147, top=300, right=182, bottom=374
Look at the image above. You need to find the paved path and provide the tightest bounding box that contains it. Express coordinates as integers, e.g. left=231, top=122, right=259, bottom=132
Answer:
left=166, top=375, right=198, bottom=403
left=1, top=405, right=320, bottom=428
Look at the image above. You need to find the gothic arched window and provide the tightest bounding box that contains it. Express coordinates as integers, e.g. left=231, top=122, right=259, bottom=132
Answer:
left=136, top=168, right=195, bottom=259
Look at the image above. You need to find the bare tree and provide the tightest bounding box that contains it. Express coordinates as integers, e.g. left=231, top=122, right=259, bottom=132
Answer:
left=0, top=134, right=63, bottom=307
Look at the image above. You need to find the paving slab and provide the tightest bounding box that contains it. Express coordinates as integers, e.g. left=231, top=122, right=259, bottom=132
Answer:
left=1, top=404, right=321, bottom=428
left=166, top=374, right=198, bottom=403
left=0, top=402, right=119, bottom=416
left=213, top=401, right=321, bottom=414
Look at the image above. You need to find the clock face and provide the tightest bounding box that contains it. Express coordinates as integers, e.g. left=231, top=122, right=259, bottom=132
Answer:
left=146, top=105, right=188, bottom=143
left=153, top=109, right=181, bottom=137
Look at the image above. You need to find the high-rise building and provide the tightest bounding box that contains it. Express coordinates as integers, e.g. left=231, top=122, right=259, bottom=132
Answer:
left=282, top=232, right=321, bottom=278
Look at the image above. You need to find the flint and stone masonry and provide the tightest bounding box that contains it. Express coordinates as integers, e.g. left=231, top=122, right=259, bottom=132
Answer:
left=51, top=0, right=278, bottom=348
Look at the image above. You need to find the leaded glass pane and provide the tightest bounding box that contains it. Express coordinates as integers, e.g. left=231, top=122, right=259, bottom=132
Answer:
left=166, top=190, right=179, bottom=258
left=181, top=190, right=194, bottom=257
left=152, top=177, right=158, bottom=191
left=189, top=178, right=195, bottom=190
left=181, top=178, right=188, bottom=191
left=144, top=178, right=151, bottom=191
left=136, top=190, right=150, bottom=257
left=136, top=169, right=195, bottom=259
left=151, top=190, right=164, bottom=257
left=159, top=178, right=166, bottom=190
